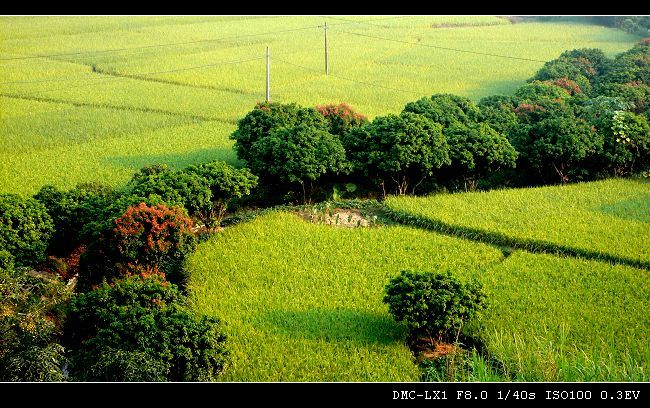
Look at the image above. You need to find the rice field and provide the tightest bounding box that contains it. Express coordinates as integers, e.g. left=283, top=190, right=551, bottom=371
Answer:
left=0, top=16, right=640, bottom=195
left=187, top=209, right=649, bottom=381
left=386, top=178, right=650, bottom=267
left=187, top=211, right=502, bottom=381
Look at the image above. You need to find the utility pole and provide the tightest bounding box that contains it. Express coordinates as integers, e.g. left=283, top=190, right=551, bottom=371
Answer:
left=324, top=22, right=329, bottom=77
left=266, top=46, right=270, bottom=102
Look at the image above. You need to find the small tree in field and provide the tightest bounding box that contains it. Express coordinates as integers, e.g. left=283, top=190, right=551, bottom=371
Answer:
left=384, top=270, right=487, bottom=345
left=230, top=102, right=329, bottom=163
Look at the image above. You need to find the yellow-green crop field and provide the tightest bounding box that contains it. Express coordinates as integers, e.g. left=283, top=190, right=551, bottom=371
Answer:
left=0, top=16, right=640, bottom=195
left=386, top=178, right=650, bottom=267
left=188, top=200, right=649, bottom=381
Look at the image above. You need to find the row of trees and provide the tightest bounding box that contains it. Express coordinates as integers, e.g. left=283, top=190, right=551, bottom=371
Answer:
left=230, top=40, right=650, bottom=201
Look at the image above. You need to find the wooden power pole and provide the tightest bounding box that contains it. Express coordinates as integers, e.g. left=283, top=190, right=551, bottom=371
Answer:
left=324, top=22, right=329, bottom=77
left=266, top=46, right=270, bottom=102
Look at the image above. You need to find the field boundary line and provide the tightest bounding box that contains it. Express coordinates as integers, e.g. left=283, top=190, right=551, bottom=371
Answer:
left=0, top=93, right=236, bottom=124
left=88, top=67, right=259, bottom=96
left=382, top=206, right=650, bottom=270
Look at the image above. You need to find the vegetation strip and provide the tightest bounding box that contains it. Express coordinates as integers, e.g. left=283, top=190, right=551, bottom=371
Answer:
left=382, top=205, right=650, bottom=270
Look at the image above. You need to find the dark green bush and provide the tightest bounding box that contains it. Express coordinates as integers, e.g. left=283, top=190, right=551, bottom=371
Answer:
left=248, top=123, right=348, bottom=202
left=477, top=95, right=519, bottom=135
left=0, top=194, right=54, bottom=266
left=128, top=167, right=212, bottom=220
left=443, top=122, right=518, bottom=191
left=383, top=270, right=487, bottom=343
left=231, top=102, right=329, bottom=164
left=34, top=182, right=116, bottom=255
left=512, top=114, right=603, bottom=183
left=402, top=93, right=481, bottom=128
left=65, top=276, right=229, bottom=382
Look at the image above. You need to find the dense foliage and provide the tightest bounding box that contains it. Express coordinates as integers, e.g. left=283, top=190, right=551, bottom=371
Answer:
left=0, top=258, right=69, bottom=381
left=64, top=276, right=228, bottom=382
left=383, top=270, right=487, bottom=343
left=185, top=161, right=258, bottom=226
left=0, top=194, right=54, bottom=266
left=79, top=202, right=195, bottom=290
left=343, top=113, right=449, bottom=195
left=34, top=183, right=116, bottom=255
left=443, top=123, right=518, bottom=190
left=231, top=102, right=329, bottom=164
left=129, top=161, right=257, bottom=227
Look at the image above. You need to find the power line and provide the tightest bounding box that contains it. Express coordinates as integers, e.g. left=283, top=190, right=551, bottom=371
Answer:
left=324, top=15, right=409, bottom=28
left=334, top=29, right=548, bottom=63
left=15, top=55, right=267, bottom=97
left=0, top=17, right=395, bottom=65
left=275, top=57, right=422, bottom=95
left=0, top=45, right=325, bottom=87
left=0, top=24, right=325, bottom=63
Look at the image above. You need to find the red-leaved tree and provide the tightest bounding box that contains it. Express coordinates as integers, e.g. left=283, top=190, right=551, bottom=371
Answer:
left=113, top=203, right=195, bottom=272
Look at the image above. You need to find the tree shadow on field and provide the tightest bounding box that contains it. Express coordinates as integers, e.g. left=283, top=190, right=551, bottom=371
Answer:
left=465, top=78, right=526, bottom=101
left=102, top=148, right=241, bottom=170
left=596, top=194, right=650, bottom=223
left=257, top=308, right=408, bottom=346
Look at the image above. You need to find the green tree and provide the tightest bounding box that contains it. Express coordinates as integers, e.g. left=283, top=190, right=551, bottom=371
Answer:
left=34, top=182, right=116, bottom=255
left=402, top=93, right=481, bottom=128
left=185, top=161, right=258, bottom=226
left=602, top=111, right=650, bottom=175
left=384, top=270, right=487, bottom=344
left=477, top=95, right=519, bottom=135
left=65, top=276, right=229, bottom=382
left=445, top=123, right=518, bottom=191
left=0, top=194, right=54, bottom=266
left=129, top=167, right=212, bottom=222
left=231, top=102, right=329, bottom=163
left=514, top=115, right=602, bottom=183
left=248, top=123, right=348, bottom=202
left=343, top=112, right=450, bottom=196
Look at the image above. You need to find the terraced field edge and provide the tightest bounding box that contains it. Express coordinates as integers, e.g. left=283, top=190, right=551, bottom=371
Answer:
left=382, top=205, right=650, bottom=271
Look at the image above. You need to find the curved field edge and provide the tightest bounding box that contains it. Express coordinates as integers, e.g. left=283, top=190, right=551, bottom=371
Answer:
left=186, top=211, right=649, bottom=381
left=384, top=179, right=650, bottom=269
